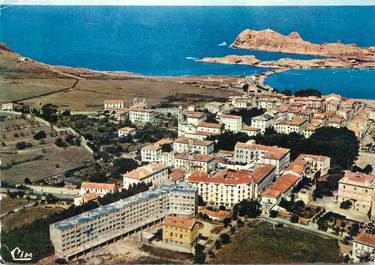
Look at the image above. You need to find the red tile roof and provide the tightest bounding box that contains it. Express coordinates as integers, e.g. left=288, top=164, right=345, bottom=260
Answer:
left=354, top=232, right=375, bottom=248
left=81, top=182, right=117, bottom=191
left=262, top=174, right=300, bottom=199
left=169, top=169, right=186, bottom=182
left=163, top=216, right=199, bottom=230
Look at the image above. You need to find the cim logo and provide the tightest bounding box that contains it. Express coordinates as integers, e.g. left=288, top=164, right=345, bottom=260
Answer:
left=10, top=247, right=32, bottom=261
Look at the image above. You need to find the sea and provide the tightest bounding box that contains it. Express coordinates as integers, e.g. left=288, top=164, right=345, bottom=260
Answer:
left=0, top=6, right=374, bottom=98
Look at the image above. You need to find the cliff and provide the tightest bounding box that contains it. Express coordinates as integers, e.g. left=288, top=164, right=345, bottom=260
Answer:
left=231, top=29, right=375, bottom=60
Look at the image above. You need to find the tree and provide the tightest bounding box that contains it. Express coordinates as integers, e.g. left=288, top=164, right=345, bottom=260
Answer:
left=46, top=194, right=58, bottom=203
left=214, top=240, right=222, bottom=249
left=16, top=141, right=32, bottom=150
left=33, top=130, right=47, bottom=140
left=340, top=200, right=352, bottom=209
left=295, top=89, right=321, bottom=98
left=111, top=158, right=139, bottom=177
left=194, top=244, right=206, bottom=264
left=280, top=89, right=292, bottom=96
left=24, top=178, right=32, bottom=185
left=269, top=210, right=278, bottom=218
left=207, top=131, right=251, bottom=151
left=223, top=217, right=231, bottom=228
left=230, top=108, right=266, bottom=126
left=55, top=138, right=69, bottom=148
left=219, top=233, right=230, bottom=244
left=290, top=214, right=299, bottom=223
left=235, top=200, right=261, bottom=218
left=349, top=223, right=360, bottom=237
left=197, top=195, right=206, bottom=206
left=40, top=104, right=59, bottom=123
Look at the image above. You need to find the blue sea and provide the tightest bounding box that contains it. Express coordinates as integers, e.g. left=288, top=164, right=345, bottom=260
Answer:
left=1, top=6, right=375, bottom=98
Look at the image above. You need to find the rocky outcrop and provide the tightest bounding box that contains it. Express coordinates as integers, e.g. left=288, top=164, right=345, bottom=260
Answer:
left=231, top=29, right=375, bottom=60
left=198, top=55, right=375, bottom=69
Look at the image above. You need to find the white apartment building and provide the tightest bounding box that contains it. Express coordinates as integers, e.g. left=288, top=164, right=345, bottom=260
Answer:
left=174, top=153, right=216, bottom=173
left=257, top=97, right=279, bottom=110
left=159, top=151, right=176, bottom=166
left=118, top=127, right=136, bottom=138
left=188, top=165, right=275, bottom=208
left=141, top=144, right=162, bottom=163
left=274, top=117, right=308, bottom=134
left=352, top=232, right=375, bottom=262
left=337, top=171, right=375, bottom=214
left=196, top=122, right=221, bottom=135
left=261, top=173, right=300, bottom=210
left=234, top=141, right=290, bottom=176
left=173, top=137, right=215, bottom=155
left=299, top=154, right=330, bottom=176
left=220, top=114, right=242, bottom=132
left=50, top=183, right=197, bottom=260
left=186, top=112, right=207, bottom=126
left=122, top=164, right=169, bottom=189
left=80, top=182, right=118, bottom=197
left=241, top=126, right=261, bottom=137
left=129, top=109, right=155, bottom=125
left=104, top=100, right=125, bottom=111
left=251, top=114, right=274, bottom=134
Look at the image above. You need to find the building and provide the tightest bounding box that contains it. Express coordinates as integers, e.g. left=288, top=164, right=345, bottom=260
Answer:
left=50, top=183, right=197, bottom=260
left=234, top=141, right=290, bottom=175
left=337, top=171, right=375, bottom=214
left=299, top=154, right=330, bottom=176
left=186, top=112, right=207, bottom=126
left=104, top=100, right=124, bottom=111
left=174, top=153, right=216, bottom=173
left=188, top=165, right=275, bottom=207
left=80, top=182, right=118, bottom=197
left=274, top=117, right=308, bottom=134
left=117, top=127, right=136, bottom=138
left=122, top=164, right=169, bottom=189
left=200, top=208, right=231, bottom=221
left=129, top=109, right=155, bottom=125
left=251, top=114, right=274, bottom=134
left=74, top=192, right=100, bottom=206
left=162, top=216, right=201, bottom=250
left=141, top=144, right=162, bottom=163
left=196, top=122, right=221, bottom=135
left=205, top=102, right=226, bottom=114
left=261, top=173, right=300, bottom=210
left=241, top=126, right=261, bottom=137
left=352, top=232, right=375, bottom=262
left=257, top=97, right=279, bottom=110
left=1, top=102, right=14, bottom=111
left=173, top=137, right=215, bottom=155
left=220, top=114, right=242, bottom=132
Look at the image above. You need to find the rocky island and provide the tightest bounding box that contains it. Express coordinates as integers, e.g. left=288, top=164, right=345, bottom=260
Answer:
left=198, top=29, right=375, bottom=70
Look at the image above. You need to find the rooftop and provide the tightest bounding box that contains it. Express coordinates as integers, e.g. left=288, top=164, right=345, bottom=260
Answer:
left=81, top=182, right=117, bottom=191
left=340, top=171, right=375, bottom=187
left=175, top=137, right=214, bottom=147
left=175, top=152, right=215, bottom=162
left=354, top=232, right=375, bottom=248
left=163, top=215, right=198, bottom=230
left=197, top=122, right=221, bottom=129
left=123, top=164, right=169, bottom=180
left=262, top=173, right=300, bottom=199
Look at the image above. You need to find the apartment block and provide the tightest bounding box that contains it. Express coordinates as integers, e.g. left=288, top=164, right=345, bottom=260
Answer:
left=337, top=171, right=375, bottom=214
left=173, top=137, right=215, bottom=155
left=174, top=153, right=216, bottom=173
left=122, top=164, right=169, bottom=189
left=162, top=216, right=201, bottom=249
left=50, top=183, right=197, bottom=260
left=80, top=182, right=118, bottom=197
left=129, top=109, right=155, bottom=125
left=104, top=99, right=125, bottom=111
left=220, top=114, right=242, bottom=132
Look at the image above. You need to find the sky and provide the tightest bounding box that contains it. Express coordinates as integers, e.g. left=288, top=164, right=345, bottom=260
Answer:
left=2, top=0, right=375, bottom=5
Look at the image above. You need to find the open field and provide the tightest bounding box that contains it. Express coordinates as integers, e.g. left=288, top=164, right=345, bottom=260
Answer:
left=0, top=197, right=30, bottom=215
left=1, top=206, right=63, bottom=231
left=211, top=221, right=342, bottom=264
left=0, top=45, right=241, bottom=111
left=0, top=113, right=93, bottom=185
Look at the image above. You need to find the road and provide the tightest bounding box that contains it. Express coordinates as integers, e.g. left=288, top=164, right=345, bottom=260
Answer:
left=0, top=187, right=76, bottom=200
left=259, top=215, right=343, bottom=241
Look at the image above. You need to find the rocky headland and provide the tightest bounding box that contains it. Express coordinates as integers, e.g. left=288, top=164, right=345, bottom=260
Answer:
left=198, top=29, right=375, bottom=70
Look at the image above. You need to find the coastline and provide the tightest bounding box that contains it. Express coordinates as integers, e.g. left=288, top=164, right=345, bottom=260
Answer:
left=2, top=42, right=375, bottom=105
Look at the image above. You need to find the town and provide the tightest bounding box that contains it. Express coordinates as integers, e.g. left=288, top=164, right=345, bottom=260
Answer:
left=1, top=80, right=375, bottom=264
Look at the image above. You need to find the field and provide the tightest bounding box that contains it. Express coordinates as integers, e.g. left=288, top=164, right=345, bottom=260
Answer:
left=0, top=45, right=240, bottom=111
left=1, top=206, right=63, bottom=231
left=211, top=221, right=342, bottom=264
left=0, top=197, right=30, bottom=214
left=0, top=113, right=93, bottom=185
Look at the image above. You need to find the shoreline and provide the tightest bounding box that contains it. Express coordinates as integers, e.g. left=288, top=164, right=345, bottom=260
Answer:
left=2, top=43, right=375, bottom=104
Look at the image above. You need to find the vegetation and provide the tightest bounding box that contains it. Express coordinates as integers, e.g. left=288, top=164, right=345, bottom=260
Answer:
left=295, top=89, right=322, bottom=98
left=233, top=200, right=261, bottom=218
left=33, top=130, right=47, bottom=140
left=207, top=131, right=251, bottom=151
left=134, top=123, right=176, bottom=143
left=255, top=127, right=359, bottom=169
left=15, top=141, right=32, bottom=150
left=229, top=108, right=265, bottom=126
left=211, top=221, right=342, bottom=264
